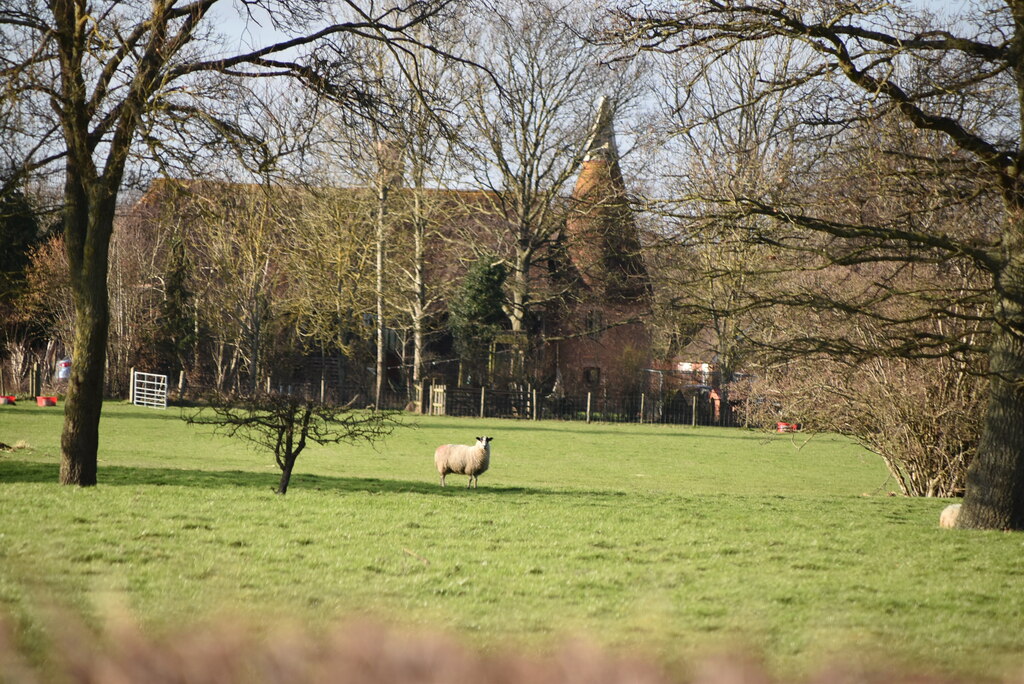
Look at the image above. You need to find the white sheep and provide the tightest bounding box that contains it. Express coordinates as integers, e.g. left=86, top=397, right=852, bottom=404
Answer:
left=434, top=436, right=493, bottom=488
left=939, top=503, right=962, bottom=529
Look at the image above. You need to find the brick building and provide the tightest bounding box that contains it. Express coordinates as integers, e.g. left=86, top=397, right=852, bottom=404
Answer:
left=122, top=98, right=658, bottom=401
left=549, top=97, right=653, bottom=395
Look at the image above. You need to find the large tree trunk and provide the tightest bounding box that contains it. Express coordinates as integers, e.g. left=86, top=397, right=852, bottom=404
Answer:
left=960, top=241, right=1024, bottom=528
left=60, top=184, right=115, bottom=487
left=960, top=319, right=1024, bottom=529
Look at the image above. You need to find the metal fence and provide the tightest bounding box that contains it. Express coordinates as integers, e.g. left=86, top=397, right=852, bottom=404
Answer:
left=174, top=380, right=411, bottom=412
left=428, top=385, right=747, bottom=428
left=111, top=369, right=748, bottom=429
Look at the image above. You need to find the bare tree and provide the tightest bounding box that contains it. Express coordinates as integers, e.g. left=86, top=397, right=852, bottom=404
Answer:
left=611, top=1, right=1024, bottom=529
left=185, top=391, right=398, bottom=495
left=645, top=38, right=811, bottom=422
left=280, top=185, right=378, bottom=393
left=738, top=206, right=991, bottom=497
left=0, top=0, right=455, bottom=485
left=106, top=205, right=169, bottom=394
left=304, top=85, right=411, bottom=407
left=457, top=0, right=637, bottom=378
left=18, top=235, right=75, bottom=372
left=304, top=15, right=465, bottom=405
left=390, top=34, right=463, bottom=401
left=186, top=183, right=295, bottom=394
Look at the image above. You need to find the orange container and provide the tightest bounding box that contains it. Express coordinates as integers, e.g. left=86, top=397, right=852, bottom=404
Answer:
left=36, top=396, right=58, bottom=407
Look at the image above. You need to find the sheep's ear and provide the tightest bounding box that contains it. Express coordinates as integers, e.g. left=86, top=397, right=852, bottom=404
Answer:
left=486, top=436, right=493, bottom=443
left=475, top=436, right=482, bottom=441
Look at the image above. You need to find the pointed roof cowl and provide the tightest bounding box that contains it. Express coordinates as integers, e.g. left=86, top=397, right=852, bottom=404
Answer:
left=582, top=96, right=619, bottom=163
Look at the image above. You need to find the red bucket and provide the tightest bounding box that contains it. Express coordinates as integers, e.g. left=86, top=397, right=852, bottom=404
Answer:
left=36, top=396, right=58, bottom=407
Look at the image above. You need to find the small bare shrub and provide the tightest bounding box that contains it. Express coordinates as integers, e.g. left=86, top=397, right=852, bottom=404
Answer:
left=745, top=354, right=983, bottom=497
left=185, top=391, right=399, bottom=495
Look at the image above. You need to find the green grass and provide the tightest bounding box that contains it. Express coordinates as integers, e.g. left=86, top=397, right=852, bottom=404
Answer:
left=1, top=401, right=1023, bottom=679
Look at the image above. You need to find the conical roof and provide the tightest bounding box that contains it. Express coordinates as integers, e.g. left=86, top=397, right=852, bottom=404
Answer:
left=565, top=97, right=649, bottom=303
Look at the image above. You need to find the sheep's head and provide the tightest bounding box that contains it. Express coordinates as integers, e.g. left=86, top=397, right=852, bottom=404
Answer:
left=475, top=436, right=493, bottom=449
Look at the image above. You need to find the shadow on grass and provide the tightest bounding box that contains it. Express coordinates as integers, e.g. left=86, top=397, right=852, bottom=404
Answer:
left=0, top=458, right=618, bottom=498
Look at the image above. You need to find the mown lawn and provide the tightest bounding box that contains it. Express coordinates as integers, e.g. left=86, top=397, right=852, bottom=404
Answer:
left=1, top=401, right=1022, bottom=680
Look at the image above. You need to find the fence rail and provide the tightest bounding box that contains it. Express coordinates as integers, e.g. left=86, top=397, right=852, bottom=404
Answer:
left=2, top=354, right=749, bottom=429
left=94, top=373, right=749, bottom=429
left=427, top=385, right=747, bottom=428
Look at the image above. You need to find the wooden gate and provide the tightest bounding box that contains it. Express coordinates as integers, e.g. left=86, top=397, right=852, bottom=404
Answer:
left=430, top=384, right=446, bottom=416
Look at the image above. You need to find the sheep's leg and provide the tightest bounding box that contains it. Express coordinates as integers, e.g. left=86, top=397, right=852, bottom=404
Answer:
left=440, top=473, right=446, bottom=487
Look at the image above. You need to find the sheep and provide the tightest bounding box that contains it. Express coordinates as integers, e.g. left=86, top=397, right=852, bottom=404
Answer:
left=939, top=503, right=962, bottom=529
left=435, top=436, right=493, bottom=488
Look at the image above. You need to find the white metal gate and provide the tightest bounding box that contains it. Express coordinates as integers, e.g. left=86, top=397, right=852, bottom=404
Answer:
left=132, top=371, right=168, bottom=409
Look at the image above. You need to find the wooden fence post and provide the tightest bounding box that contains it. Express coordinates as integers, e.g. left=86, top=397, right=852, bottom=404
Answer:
left=480, top=386, right=486, bottom=418
left=640, top=393, right=645, bottom=424
left=128, top=367, right=135, bottom=404
left=586, top=392, right=592, bottom=424
left=532, top=388, right=538, bottom=420
left=692, top=395, right=697, bottom=428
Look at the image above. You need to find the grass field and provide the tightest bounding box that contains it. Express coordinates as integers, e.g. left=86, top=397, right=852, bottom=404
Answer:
left=1, top=401, right=1022, bottom=680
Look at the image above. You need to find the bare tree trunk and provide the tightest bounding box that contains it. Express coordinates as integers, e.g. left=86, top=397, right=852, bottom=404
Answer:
left=276, top=457, right=296, bottom=495
left=960, top=260, right=1024, bottom=528
left=506, top=247, right=531, bottom=384
left=508, top=257, right=528, bottom=335
left=375, top=184, right=387, bottom=408
left=60, top=183, right=115, bottom=486
left=412, top=193, right=426, bottom=389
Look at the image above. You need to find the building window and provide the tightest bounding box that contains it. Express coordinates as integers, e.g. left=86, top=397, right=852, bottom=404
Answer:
left=584, top=309, right=603, bottom=339
left=583, top=367, right=601, bottom=386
